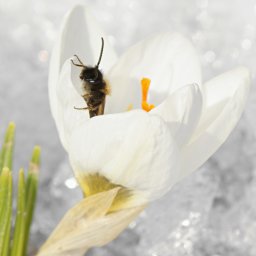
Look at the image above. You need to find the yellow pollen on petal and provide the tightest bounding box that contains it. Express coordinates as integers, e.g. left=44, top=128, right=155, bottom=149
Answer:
left=141, top=78, right=155, bottom=112
left=127, top=104, right=133, bottom=111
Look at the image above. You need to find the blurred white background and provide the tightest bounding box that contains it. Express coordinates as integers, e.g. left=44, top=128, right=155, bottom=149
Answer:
left=0, top=0, right=256, bottom=255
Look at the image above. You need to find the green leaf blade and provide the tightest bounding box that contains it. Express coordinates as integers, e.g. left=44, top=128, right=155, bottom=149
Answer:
left=23, top=146, right=41, bottom=255
left=0, top=122, right=15, bottom=172
left=11, top=168, right=26, bottom=256
left=0, top=168, right=12, bottom=256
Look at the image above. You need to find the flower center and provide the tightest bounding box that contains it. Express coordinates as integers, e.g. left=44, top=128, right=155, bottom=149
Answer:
left=141, top=78, right=155, bottom=112
left=77, top=173, right=133, bottom=212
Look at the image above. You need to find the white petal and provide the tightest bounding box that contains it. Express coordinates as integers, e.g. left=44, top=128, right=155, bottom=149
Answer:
left=58, top=5, right=117, bottom=73
left=151, top=83, right=203, bottom=147
left=49, top=5, right=117, bottom=126
left=105, top=33, right=201, bottom=114
left=69, top=110, right=181, bottom=201
left=180, top=67, right=251, bottom=179
left=54, top=60, right=89, bottom=150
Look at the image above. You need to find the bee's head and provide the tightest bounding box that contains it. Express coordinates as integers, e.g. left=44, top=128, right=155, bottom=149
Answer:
left=80, top=67, right=102, bottom=82
left=72, top=38, right=105, bottom=83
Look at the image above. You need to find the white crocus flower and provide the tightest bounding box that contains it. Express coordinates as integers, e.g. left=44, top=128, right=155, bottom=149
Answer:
left=49, top=5, right=251, bottom=208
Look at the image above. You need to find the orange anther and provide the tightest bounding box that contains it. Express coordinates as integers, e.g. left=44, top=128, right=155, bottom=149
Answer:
left=141, top=78, right=155, bottom=112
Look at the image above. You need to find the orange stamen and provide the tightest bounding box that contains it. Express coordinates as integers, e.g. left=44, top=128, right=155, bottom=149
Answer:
left=141, top=78, right=155, bottom=112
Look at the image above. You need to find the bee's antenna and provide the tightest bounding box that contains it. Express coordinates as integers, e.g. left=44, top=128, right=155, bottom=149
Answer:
left=96, top=37, right=104, bottom=68
left=71, top=55, right=85, bottom=67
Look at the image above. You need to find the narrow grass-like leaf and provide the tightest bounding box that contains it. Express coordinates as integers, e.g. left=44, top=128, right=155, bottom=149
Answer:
left=1, top=169, right=12, bottom=256
left=11, top=169, right=26, bottom=256
left=0, top=168, right=8, bottom=223
left=0, top=168, right=10, bottom=249
left=0, top=122, right=15, bottom=172
left=23, top=146, right=41, bottom=255
left=0, top=168, right=12, bottom=256
left=0, top=124, right=40, bottom=256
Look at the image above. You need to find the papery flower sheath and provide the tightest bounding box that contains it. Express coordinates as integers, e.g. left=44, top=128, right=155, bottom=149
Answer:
left=49, top=5, right=251, bottom=207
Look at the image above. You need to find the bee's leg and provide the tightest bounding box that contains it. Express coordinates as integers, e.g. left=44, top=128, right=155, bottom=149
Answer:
left=74, top=105, right=99, bottom=111
left=74, top=106, right=89, bottom=110
left=74, top=102, right=101, bottom=112
left=89, top=100, right=104, bottom=110
left=89, top=106, right=100, bottom=111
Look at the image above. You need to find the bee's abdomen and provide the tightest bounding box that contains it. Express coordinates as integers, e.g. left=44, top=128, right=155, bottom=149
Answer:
left=81, top=78, right=108, bottom=117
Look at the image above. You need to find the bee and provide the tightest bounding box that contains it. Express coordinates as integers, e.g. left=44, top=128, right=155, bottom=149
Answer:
left=71, top=38, right=110, bottom=118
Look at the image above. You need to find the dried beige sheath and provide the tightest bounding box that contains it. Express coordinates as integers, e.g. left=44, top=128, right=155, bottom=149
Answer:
left=37, top=189, right=145, bottom=256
